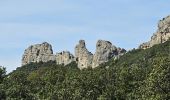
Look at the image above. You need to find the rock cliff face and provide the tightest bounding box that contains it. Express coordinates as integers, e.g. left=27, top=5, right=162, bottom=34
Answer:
left=140, top=15, right=170, bottom=49
left=75, top=40, right=93, bottom=69
left=22, top=40, right=126, bottom=69
left=22, top=42, right=56, bottom=65
left=92, top=40, right=126, bottom=68
left=56, top=51, right=75, bottom=66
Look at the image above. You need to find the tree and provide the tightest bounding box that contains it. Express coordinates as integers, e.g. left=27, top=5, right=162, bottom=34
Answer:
left=0, top=66, right=6, bottom=99
left=0, top=66, right=6, bottom=84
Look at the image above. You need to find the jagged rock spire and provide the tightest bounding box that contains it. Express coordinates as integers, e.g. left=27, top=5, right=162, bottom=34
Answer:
left=75, top=40, right=93, bottom=69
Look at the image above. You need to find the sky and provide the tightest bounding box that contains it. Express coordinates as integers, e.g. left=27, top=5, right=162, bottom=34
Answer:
left=0, top=0, right=170, bottom=73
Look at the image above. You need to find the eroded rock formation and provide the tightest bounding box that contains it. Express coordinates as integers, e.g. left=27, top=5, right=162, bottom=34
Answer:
left=22, top=40, right=126, bottom=69
left=92, top=40, right=126, bottom=68
left=22, top=42, right=56, bottom=65
left=140, top=15, right=170, bottom=49
left=75, top=40, right=93, bottom=69
left=56, top=51, right=75, bottom=66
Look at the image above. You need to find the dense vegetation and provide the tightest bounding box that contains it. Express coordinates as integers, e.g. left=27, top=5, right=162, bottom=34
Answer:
left=0, top=41, right=170, bottom=100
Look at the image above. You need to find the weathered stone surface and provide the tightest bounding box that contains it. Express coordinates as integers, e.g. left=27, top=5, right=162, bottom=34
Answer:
left=75, top=40, right=93, bottom=69
left=22, top=40, right=126, bottom=69
left=140, top=15, right=170, bottom=49
left=92, top=40, right=126, bottom=68
left=56, top=51, right=75, bottom=66
left=22, top=42, right=56, bottom=65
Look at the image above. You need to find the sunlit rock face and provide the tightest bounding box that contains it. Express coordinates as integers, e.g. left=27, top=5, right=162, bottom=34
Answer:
left=56, top=51, right=75, bottom=66
left=22, top=40, right=126, bottom=69
left=139, top=15, right=170, bottom=49
left=22, top=42, right=56, bottom=65
left=75, top=40, right=93, bottom=69
left=92, top=40, right=126, bottom=68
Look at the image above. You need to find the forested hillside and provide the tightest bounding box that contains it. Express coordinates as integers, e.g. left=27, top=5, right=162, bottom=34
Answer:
left=0, top=40, right=170, bottom=100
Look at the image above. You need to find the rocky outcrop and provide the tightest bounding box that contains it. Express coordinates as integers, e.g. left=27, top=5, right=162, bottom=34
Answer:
left=92, top=40, right=126, bottom=68
left=56, top=51, right=75, bottom=66
left=22, top=40, right=126, bottom=69
left=140, top=15, right=170, bottom=49
left=22, top=42, right=56, bottom=65
left=75, top=40, right=93, bottom=69
left=74, top=40, right=126, bottom=69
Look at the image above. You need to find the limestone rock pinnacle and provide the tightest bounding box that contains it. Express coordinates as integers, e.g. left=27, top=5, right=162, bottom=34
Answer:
left=75, top=40, right=93, bottom=69
left=22, top=42, right=56, bottom=65
left=92, top=40, right=126, bottom=68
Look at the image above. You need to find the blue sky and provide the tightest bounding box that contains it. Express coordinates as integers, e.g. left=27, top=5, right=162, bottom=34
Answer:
left=0, top=0, right=170, bottom=72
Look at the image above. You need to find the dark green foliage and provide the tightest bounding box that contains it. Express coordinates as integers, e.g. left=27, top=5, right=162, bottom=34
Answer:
left=0, top=66, right=6, bottom=84
left=0, top=66, right=6, bottom=100
left=1, top=41, right=170, bottom=100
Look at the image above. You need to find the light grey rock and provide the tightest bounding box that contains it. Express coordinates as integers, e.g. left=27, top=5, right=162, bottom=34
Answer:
left=75, top=40, right=93, bottom=69
left=92, top=40, right=126, bottom=68
left=22, top=40, right=126, bottom=69
left=22, top=42, right=56, bottom=65
left=140, top=15, right=170, bottom=49
left=56, top=51, right=75, bottom=66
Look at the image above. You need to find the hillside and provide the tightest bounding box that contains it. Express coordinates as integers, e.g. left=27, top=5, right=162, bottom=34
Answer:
left=0, top=40, right=169, bottom=100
